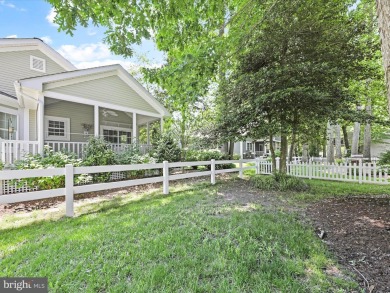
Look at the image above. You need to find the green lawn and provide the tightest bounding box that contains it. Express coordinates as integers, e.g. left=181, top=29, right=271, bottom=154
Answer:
left=0, top=178, right=362, bottom=292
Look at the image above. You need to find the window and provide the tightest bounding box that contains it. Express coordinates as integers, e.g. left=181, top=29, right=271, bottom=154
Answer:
left=0, top=111, right=17, bottom=140
left=44, top=116, right=70, bottom=141
left=246, top=142, right=253, bottom=152
left=30, top=55, right=46, bottom=73
left=101, top=126, right=131, bottom=144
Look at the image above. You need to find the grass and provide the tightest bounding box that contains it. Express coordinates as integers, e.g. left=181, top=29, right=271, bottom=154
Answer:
left=0, top=179, right=359, bottom=292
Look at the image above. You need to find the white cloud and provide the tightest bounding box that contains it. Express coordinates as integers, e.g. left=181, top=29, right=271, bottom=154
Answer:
left=87, top=29, right=97, bottom=36
left=5, top=34, right=17, bottom=38
left=57, top=43, right=112, bottom=63
left=0, top=1, right=26, bottom=11
left=46, top=8, right=58, bottom=27
left=57, top=42, right=164, bottom=73
left=40, top=36, right=53, bottom=45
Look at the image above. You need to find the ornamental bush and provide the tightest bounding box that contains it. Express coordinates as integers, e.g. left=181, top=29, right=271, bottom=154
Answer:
left=14, top=146, right=89, bottom=190
left=250, top=173, right=309, bottom=192
left=83, top=137, right=116, bottom=182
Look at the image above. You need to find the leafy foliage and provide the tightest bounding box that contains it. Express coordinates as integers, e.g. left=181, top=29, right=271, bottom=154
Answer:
left=83, top=137, right=116, bottom=182
left=153, top=132, right=181, bottom=163
left=251, top=173, right=309, bottom=192
left=378, top=150, right=390, bottom=166
left=185, top=149, right=235, bottom=170
left=115, top=147, right=157, bottom=179
left=13, top=146, right=88, bottom=190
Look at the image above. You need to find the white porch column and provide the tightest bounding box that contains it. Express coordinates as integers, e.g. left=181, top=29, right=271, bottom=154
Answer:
left=23, top=108, right=29, bottom=141
left=146, top=122, right=150, bottom=145
left=94, top=105, right=99, bottom=137
left=37, top=95, right=45, bottom=154
left=240, top=141, right=244, bottom=159
left=133, top=113, right=137, bottom=143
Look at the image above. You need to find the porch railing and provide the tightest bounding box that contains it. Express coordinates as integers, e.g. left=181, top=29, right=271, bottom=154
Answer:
left=1, top=140, right=153, bottom=165
left=0, top=140, right=39, bottom=165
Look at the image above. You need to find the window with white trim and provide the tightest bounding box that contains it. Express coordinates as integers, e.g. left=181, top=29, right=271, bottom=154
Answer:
left=101, top=126, right=132, bottom=144
left=0, top=111, right=17, bottom=140
left=30, top=55, right=46, bottom=73
left=246, top=142, right=253, bottom=152
left=44, top=116, right=70, bottom=141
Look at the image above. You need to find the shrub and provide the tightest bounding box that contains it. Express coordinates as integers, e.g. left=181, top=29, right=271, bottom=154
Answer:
left=14, top=146, right=88, bottom=190
left=251, top=173, right=309, bottom=192
left=185, top=150, right=235, bottom=170
left=83, top=137, right=116, bottom=182
left=378, top=150, right=390, bottom=166
left=115, top=149, right=157, bottom=178
left=153, top=133, right=181, bottom=163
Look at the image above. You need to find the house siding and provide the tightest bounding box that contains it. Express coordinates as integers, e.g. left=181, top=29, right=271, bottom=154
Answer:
left=44, top=99, right=133, bottom=142
left=0, top=50, right=66, bottom=97
left=47, top=75, right=159, bottom=114
left=45, top=99, right=94, bottom=142
left=29, top=109, right=36, bottom=141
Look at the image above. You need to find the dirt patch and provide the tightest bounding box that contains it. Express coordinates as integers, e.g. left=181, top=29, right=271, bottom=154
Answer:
left=306, top=196, right=390, bottom=293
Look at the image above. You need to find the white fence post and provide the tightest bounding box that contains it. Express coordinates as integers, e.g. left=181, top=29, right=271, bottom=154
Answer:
left=255, top=158, right=260, bottom=174
left=239, top=159, right=243, bottom=179
left=358, top=159, right=363, bottom=184
left=163, top=161, right=169, bottom=194
left=276, top=157, right=280, bottom=172
left=211, top=159, right=216, bottom=185
left=65, top=164, right=74, bottom=217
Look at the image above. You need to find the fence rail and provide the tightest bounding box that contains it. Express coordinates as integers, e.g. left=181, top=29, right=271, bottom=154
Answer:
left=0, top=158, right=388, bottom=217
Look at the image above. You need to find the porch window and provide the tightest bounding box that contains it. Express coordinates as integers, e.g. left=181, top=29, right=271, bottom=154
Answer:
left=0, top=111, right=17, bottom=140
left=101, top=126, right=131, bottom=144
left=246, top=142, right=253, bottom=152
left=44, top=116, right=70, bottom=141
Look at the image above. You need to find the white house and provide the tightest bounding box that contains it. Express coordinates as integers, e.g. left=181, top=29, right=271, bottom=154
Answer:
left=0, top=38, right=169, bottom=164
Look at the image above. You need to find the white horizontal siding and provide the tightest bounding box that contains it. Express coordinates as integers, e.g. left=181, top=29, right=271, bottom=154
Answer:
left=47, top=75, right=159, bottom=114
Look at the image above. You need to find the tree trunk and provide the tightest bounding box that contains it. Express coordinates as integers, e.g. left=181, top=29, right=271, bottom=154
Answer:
left=269, top=134, right=276, bottom=172
left=301, top=144, right=309, bottom=163
left=228, top=139, right=234, bottom=159
left=376, top=0, right=390, bottom=113
left=335, top=124, right=342, bottom=159
left=326, top=122, right=335, bottom=163
left=322, top=127, right=327, bottom=157
left=222, top=142, right=229, bottom=154
left=342, top=125, right=350, bottom=151
left=363, top=98, right=372, bottom=160
left=288, top=129, right=296, bottom=162
left=279, top=133, right=288, bottom=173
left=351, top=122, right=360, bottom=156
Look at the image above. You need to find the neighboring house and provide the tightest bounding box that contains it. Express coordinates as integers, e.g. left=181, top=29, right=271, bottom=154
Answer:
left=0, top=38, right=169, bottom=164
left=234, top=138, right=281, bottom=158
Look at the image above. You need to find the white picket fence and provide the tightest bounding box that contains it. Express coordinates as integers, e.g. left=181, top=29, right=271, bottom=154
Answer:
left=0, top=158, right=388, bottom=218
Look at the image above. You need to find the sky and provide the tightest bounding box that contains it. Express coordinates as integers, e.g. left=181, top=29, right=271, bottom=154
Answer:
left=0, top=0, right=165, bottom=70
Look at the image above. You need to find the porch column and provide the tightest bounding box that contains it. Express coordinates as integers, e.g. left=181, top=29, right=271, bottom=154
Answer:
left=146, top=122, right=150, bottom=145
left=133, top=113, right=137, bottom=143
left=94, top=105, right=99, bottom=137
left=23, top=108, right=29, bottom=141
left=37, top=95, right=45, bottom=155
left=240, top=141, right=244, bottom=159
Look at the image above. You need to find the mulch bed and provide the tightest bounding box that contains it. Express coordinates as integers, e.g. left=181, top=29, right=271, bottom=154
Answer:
left=306, top=196, right=390, bottom=293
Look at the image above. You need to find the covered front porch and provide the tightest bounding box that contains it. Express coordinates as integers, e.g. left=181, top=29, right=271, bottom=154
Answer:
left=1, top=64, right=169, bottom=165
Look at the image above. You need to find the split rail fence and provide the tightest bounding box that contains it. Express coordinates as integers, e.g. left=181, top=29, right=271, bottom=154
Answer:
left=0, top=158, right=387, bottom=217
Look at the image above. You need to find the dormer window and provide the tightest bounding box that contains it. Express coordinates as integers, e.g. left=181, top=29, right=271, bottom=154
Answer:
left=30, top=55, right=46, bottom=73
